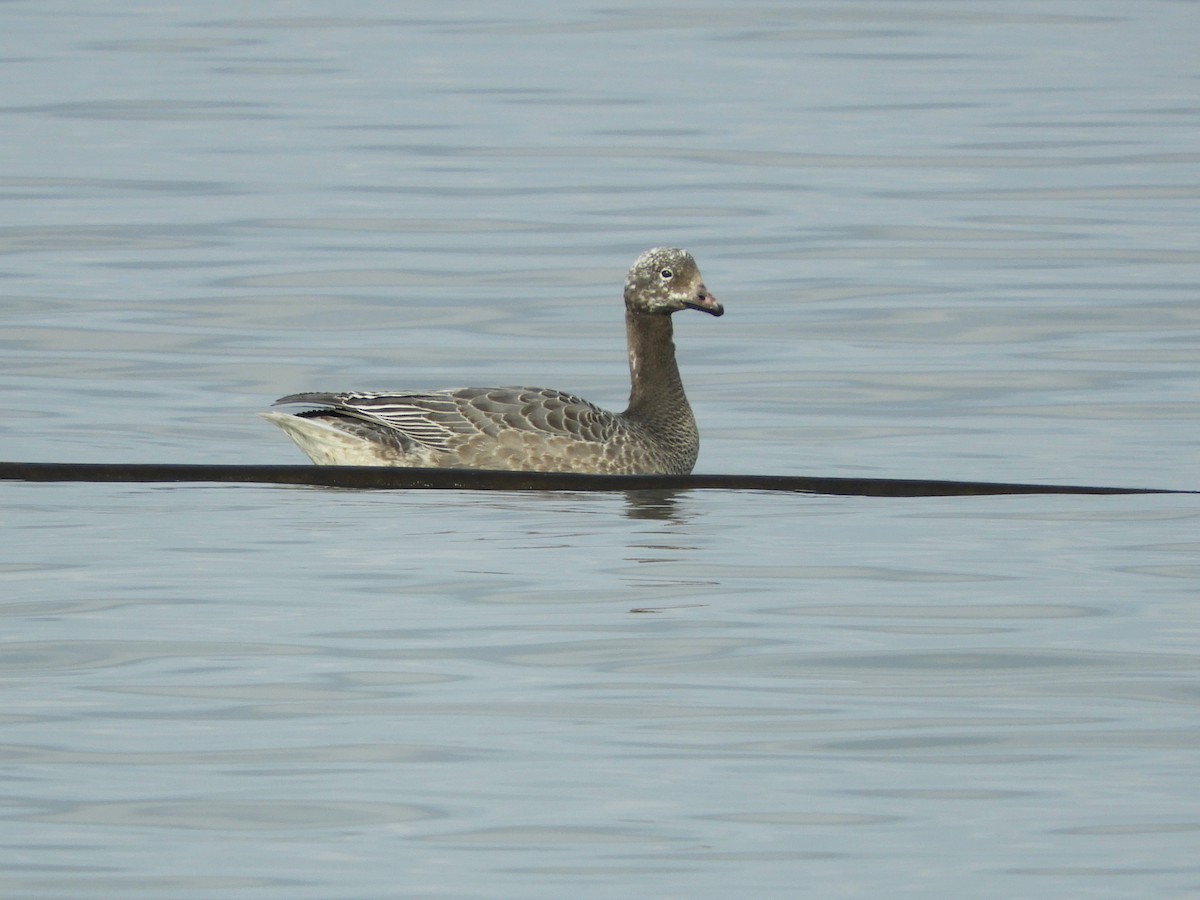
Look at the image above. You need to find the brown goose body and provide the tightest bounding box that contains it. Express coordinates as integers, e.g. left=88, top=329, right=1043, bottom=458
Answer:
left=262, top=247, right=723, bottom=474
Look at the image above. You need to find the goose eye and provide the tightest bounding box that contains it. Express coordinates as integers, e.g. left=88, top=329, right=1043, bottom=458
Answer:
left=659, top=268, right=673, bottom=280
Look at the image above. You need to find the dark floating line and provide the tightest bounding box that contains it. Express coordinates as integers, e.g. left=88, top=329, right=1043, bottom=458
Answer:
left=0, top=462, right=1190, bottom=497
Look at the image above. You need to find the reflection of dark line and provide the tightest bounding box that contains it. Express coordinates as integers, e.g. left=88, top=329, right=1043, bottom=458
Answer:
left=0, top=462, right=1191, bottom=497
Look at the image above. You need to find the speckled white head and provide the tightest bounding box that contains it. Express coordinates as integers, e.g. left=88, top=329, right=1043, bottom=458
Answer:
left=624, top=247, right=723, bottom=317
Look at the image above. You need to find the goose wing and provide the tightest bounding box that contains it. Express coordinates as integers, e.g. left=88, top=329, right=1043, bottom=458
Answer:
left=273, top=387, right=621, bottom=452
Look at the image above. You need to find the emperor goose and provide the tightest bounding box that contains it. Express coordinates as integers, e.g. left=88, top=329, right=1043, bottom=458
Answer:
left=262, top=247, right=723, bottom=474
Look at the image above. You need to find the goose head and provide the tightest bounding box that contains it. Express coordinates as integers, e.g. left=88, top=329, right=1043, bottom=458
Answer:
left=624, top=247, right=723, bottom=317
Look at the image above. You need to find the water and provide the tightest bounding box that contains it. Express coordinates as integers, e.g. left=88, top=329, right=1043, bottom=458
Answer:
left=2, top=1, right=1199, bottom=897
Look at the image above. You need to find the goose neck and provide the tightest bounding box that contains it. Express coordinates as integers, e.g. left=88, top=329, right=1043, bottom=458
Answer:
left=624, top=309, right=691, bottom=423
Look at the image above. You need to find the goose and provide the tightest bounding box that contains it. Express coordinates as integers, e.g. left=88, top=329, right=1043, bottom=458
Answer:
left=262, top=247, right=723, bottom=474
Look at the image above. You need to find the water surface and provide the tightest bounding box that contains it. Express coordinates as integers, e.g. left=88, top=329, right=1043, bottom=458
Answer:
left=2, top=2, right=1199, bottom=897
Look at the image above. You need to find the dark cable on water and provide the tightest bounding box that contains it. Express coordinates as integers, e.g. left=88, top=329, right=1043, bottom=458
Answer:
left=0, top=462, right=1189, bottom=497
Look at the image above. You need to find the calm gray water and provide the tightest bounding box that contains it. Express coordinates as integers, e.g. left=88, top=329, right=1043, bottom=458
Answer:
left=2, top=2, right=1199, bottom=898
